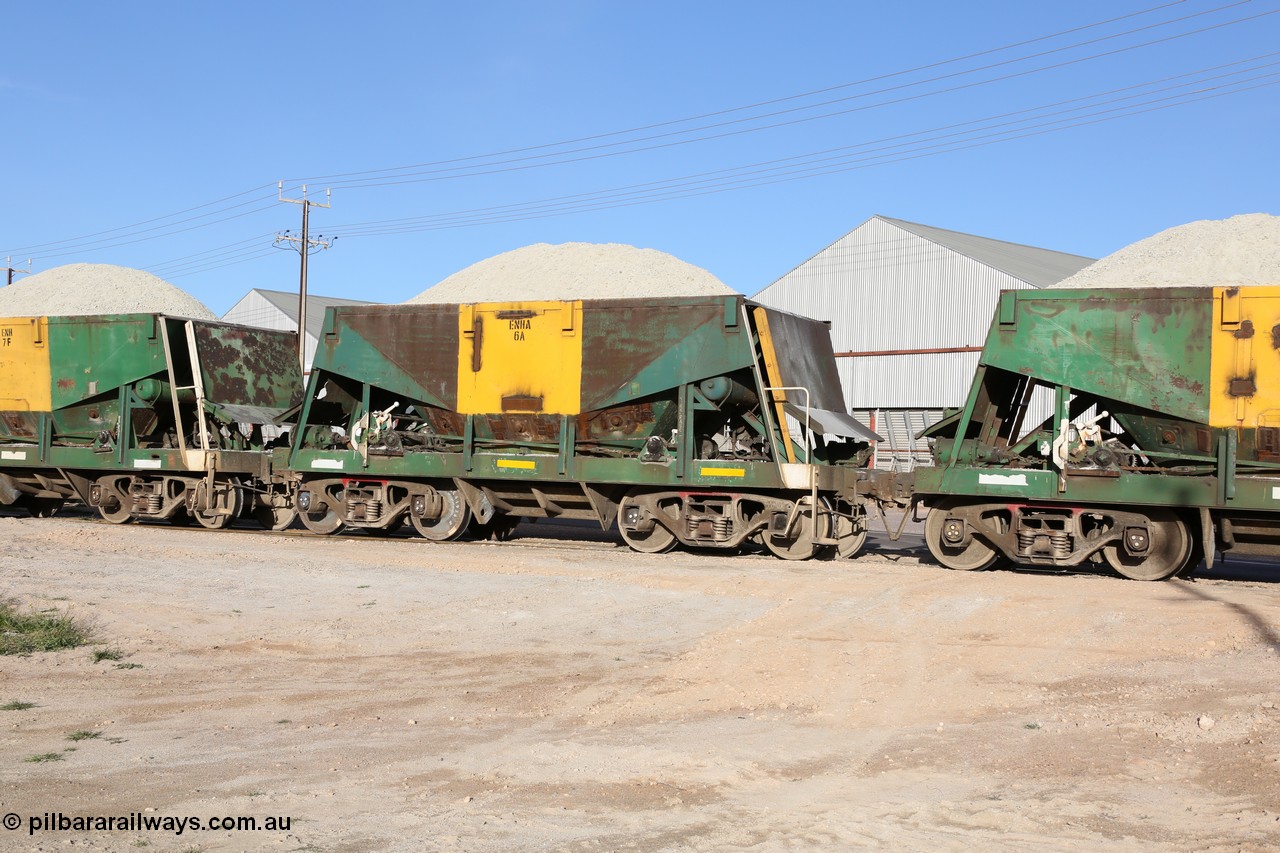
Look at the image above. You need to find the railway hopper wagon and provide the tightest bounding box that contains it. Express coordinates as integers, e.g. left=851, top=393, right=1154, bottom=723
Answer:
left=287, top=295, right=881, bottom=558
left=917, top=286, right=1280, bottom=580
left=0, top=313, right=300, bottom=528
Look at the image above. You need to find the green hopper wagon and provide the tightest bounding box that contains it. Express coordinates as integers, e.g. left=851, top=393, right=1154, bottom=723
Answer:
left=287, top=295, right=881, bottom=559
left=0, top=313, right=300, bottom=528
left=916, top=285, right=1280, bottom=579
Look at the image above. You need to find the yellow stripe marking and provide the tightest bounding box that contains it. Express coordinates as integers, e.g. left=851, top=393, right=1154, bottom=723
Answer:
left=700, top=466, right=745, bottom=477
left=497, top=459, right=537, bottom=470
left=752, top=307, right=796, bottom=463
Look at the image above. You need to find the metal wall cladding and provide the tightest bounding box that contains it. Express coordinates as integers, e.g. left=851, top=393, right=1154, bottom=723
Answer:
left=836, top=351, right=982, bottom=409
left=754, top=217, right=1051, bottom=408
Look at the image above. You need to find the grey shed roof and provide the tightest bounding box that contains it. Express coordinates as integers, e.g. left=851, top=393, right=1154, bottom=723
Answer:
left=752, top=215, right=1097, bottom=409
left=877, top=216, right=1094, bottom=288
left=251, top=288, right=375, bottom=336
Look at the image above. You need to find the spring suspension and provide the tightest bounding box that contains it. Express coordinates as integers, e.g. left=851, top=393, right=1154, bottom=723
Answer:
left=347, top=495, right=382, bottom=523
left=1017, top=528, right=1072, bottom=559
left=147, top=494, right=163, bottom=515
left=1017, top=529, right=1035, bottom=554
left=685, top=514, right=732, bottom=541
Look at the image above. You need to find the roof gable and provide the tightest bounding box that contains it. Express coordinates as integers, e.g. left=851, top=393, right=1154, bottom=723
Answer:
left=877, top=216, right=1094, bottom=287
left=246, top=288, right=379, bottom=336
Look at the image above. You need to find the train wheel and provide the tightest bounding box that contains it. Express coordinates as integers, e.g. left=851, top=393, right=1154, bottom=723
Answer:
left=765, top=498, right=831, bottom=561
left=97, top=504, right=133, bottom=524
left=617, top=494, right=677, bottom=554
left=299, top=506, right=345, bottom=535
left=255, top=505, right=298, bottom=531
left=23, top=497, right=64, bottom=518
left=833, top=499, right=869, bottom=559
left=924, top=500, right=1000, bottom=571
left=1102, top=510, right=1191, bottom=581
left=253, top=492, right=298, bottom=531
left=410, top=488, right=470, bottom=542
left=193, top=480, right=244, bottom=530
left=96, top=492, right=133, bottom=524
left=299, top=484, right=346, bottom=535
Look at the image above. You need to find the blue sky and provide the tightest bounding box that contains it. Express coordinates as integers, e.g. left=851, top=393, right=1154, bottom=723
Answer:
left=1, top=1, right=1276, bottom=314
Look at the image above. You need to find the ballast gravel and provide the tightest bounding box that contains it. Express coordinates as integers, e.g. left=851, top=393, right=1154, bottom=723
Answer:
left=0, top=262, right=216, bottom=318
left=1050, top=212, right=1280, bottom=289
left=408, top=242, right=737, bottom=303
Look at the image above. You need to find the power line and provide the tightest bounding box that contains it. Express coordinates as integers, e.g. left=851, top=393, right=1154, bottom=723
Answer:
left=1, top=184, right=278, bottom=257
left=322, top=63, right=1280, bottom=237
left=164, top=70, right=1277, bottom=281
left=4, top=2, right=1233, bottom=261
left=9, top=2, right=1274, bottom=272
left=290, top=0, right=1207, bottom=184
left=148, top=64, right=1280, bottom=279
left=302, top=1, right=1271, bottom=190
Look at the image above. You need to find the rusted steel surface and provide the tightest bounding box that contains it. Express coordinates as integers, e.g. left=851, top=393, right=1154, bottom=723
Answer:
left=981, top=288, right=1213, bottom=423
left=481, top=413, right=560, bottom=443
left=192, top=322, right=301, bottom=418
left=324, top=305, right=461, bottom=410
left=579, top=297, right=746, bottom=412
left=578, top=403, right=657, bottom=440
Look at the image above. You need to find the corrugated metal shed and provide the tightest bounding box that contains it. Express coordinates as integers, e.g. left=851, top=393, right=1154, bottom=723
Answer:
left=221, top=288, right=377, bottom=372
left=753, top=215, right=1094, bottom=408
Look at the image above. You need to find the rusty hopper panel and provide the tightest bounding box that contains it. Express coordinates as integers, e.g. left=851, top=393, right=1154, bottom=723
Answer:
left=578, top=296, right=749, bottom=411
left=191, top=321, right=301, bottom=423
left=47, top=314, right=170, bottom=411
left=317, top=297, right=756, bottom=416
left=980, top=287, right=1215, bottom=423
left=316, top=304, right=461, bottom=410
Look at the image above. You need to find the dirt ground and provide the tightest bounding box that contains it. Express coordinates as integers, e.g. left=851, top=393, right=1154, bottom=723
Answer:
left=2, top=511, right=1278, bottom=853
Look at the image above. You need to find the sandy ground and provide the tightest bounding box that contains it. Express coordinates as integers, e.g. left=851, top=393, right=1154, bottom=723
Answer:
left=1, top=512, right=1278, bottom=852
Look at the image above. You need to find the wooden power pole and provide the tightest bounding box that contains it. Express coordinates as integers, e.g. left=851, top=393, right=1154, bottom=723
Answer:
left=3, top=257, right=31, bottom=286
left=274, top=183, right=332, bottom=371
